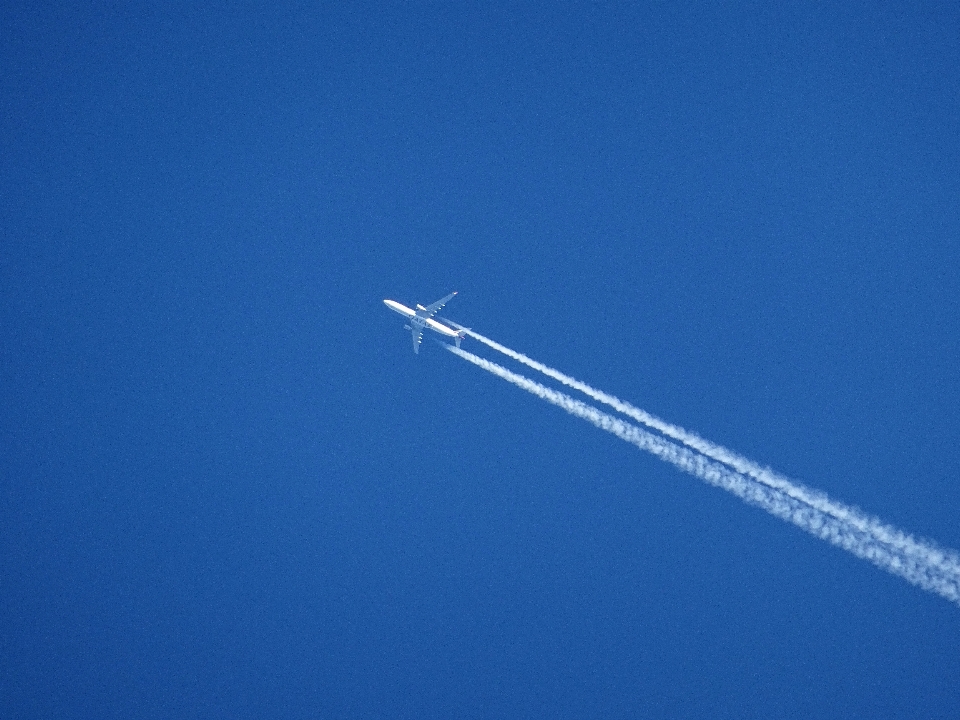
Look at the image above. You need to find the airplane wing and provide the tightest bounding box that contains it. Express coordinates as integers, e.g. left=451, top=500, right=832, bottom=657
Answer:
left=411, top=325, right=424, bottom=354
left=417, top=291, right=457, bottom=319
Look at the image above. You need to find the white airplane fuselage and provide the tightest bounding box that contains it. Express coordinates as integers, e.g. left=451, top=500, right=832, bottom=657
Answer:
left=383, top=299, right=461, bottom=339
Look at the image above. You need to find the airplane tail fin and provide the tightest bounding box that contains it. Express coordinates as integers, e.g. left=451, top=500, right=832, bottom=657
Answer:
left=432, top=315, right=467, bottom=348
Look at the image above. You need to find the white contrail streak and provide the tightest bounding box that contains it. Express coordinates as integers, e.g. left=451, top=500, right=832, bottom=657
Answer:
left=446, top=344, right=960, bottom=607
left=455, top=327, right=960, bottom=582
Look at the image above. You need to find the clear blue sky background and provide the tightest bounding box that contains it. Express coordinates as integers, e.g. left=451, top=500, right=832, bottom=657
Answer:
left=3, top=2, right=959, bottom=718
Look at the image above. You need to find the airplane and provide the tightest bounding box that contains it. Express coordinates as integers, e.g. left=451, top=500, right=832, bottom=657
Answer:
left=383, top=291, right=466, bottom=353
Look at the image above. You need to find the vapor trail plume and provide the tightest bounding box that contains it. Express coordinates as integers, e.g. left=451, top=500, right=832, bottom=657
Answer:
left=446, top=344, right=960, bottom=607
left=457, top=328, right=960, bottom=580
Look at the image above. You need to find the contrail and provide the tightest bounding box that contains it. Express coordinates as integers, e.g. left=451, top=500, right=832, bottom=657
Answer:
left=446, top=344, right=960, bottom=607
left=454, top=327, right=960, bottom=582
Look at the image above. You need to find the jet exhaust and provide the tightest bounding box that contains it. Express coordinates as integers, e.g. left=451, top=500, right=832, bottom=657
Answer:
left=456, top=328, right=960, bottom=582
left=444, top=342, right=960, bottom=608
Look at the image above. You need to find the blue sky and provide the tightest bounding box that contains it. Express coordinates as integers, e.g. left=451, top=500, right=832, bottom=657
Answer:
left=3, top=2, right=959, bottom=718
